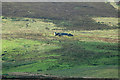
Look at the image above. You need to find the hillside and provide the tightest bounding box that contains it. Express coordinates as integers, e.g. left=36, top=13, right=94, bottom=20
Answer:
left=2, top=2, right=119, bottom=78
left=2, top=2, right=117, bottom=18
left=2, top=2, right=118, bottom=30
left=2, top=16, right=119, bottom=78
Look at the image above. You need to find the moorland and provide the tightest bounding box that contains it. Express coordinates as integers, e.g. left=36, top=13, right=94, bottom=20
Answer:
left=1, top=2, right=119, bottom=78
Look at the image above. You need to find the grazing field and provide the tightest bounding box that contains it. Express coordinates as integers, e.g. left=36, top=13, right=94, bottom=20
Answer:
left=2, top=16, right=119, bottom=78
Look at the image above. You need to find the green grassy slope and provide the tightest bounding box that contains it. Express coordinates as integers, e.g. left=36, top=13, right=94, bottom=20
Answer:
left=2, top=1, right=119, bottom=78
left=2, top=17, right=119, bottom=78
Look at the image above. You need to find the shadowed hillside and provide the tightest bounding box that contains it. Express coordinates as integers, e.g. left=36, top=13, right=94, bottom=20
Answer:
left=2, top=2, right=118, bottom=30
left=2, top=2, right=117, bottom=18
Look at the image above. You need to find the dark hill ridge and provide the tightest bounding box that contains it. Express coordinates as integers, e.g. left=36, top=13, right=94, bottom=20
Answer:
left=2, top=2, right=118, bottom=30
left=2, top=2, right=117, bottom=18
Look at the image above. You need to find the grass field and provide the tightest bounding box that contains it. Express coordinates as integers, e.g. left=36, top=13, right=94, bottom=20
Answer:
left=2, top=16, right=119, bottom=78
